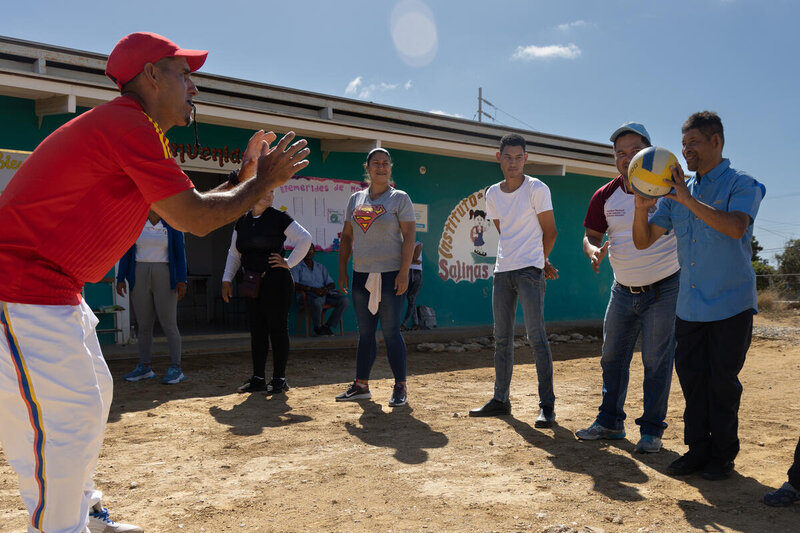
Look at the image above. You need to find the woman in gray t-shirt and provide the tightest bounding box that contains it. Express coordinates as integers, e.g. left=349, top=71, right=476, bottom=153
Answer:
left=335, top=148, right=416, bottom=407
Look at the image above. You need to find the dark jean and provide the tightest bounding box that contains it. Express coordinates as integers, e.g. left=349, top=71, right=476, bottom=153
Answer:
left=245, top=268, right=294, bottom=379
left=351, top=271, right=407, bottom=382
left=298, top=291, right=349, bottom=330
left=492, top=266, right=554, bottom=407
left=596, top=271, right=679, bottom=438
left=675, top=309, right=752, bottom=463
left=402, top=269, right=423, bottom=327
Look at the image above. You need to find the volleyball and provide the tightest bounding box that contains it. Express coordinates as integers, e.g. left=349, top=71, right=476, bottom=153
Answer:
left=627, top=146, right=678, bottom=198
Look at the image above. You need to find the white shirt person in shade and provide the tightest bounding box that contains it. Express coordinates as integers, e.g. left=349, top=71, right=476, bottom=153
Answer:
left=117, top=209, right=189, bottom=384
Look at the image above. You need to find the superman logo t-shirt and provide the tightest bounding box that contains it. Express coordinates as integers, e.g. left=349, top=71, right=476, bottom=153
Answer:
left=345, top=187, right=415, bottom=272
left=353, top=204, right=387, bottom=232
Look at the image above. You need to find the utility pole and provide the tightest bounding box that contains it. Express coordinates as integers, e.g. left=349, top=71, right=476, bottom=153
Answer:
left=477, top=87, right=494, bottom=122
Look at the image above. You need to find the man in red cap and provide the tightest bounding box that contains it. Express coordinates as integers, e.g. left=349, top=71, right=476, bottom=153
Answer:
left=0, top=32, right=309, bottom=533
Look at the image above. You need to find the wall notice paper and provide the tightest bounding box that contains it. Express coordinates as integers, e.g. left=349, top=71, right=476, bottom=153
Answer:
left=273, top=175, right=366, bottom=251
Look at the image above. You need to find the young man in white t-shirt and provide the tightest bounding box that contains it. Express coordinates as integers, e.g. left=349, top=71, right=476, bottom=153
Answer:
left=469, top=133, right=558, bottom=427
left=576, top=122, right=680, bottom=454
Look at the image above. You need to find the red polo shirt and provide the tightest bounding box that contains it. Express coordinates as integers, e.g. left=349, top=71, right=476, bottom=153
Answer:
left=0, top=95, right=194, bottom=305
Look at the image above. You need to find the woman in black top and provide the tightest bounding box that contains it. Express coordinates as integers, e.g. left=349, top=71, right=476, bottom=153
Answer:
left=222, top=189, right=312, bottom=393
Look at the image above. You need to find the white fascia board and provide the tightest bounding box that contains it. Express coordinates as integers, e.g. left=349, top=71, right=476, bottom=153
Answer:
left=0, top=75, right=617, bottom=177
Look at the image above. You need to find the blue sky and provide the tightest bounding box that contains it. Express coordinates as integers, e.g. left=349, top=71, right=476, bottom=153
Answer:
left=5, top=0, right=798, bottom=263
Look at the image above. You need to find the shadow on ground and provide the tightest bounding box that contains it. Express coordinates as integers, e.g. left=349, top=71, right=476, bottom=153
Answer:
left=344, top=401, right=448, bottom=464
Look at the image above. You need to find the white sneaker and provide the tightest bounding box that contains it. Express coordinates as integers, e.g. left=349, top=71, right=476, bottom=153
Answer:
left=88, top=505, right=143, bottom=533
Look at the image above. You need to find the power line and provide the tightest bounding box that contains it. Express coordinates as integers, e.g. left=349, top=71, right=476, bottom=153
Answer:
left=476, top=88, right=536, bottom=131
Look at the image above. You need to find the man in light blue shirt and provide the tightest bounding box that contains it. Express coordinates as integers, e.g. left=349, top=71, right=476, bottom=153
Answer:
left=632, top=111, right=765, bottom=481
left=291, top=245, right=349, bottom=336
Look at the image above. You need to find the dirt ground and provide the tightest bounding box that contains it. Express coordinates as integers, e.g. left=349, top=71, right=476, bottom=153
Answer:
left=2, top=312, right=799, bottom=533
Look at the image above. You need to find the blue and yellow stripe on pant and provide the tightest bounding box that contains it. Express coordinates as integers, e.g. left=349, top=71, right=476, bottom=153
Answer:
left=1, top=302, right=47, bottom=531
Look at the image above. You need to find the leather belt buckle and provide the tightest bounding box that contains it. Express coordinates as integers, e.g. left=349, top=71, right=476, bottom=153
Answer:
left=628, top=286, right=644, bottom=294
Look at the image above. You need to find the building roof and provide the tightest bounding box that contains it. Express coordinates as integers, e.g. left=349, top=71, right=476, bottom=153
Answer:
left=0, top=35, right=616, bottom=177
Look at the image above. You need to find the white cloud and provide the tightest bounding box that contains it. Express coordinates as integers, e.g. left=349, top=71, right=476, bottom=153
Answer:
left=344, top=76, right=413, bottom=100
left=511, top=43, right=581, bottom=61
left=430, top=109, right=464, bottom=118
left=555, top=20, right=588, bottom=31
left=345, top=76, right=363, bottom=97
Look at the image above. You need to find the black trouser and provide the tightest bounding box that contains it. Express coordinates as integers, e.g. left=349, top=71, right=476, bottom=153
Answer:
left=245, top=268, right=293, bottom=379
left=788, top=436, right=800, bottom=489
left=674, top=309, right=752, bottom=463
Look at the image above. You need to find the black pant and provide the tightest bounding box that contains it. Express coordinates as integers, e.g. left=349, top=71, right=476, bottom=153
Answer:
left=788, top=436, right=800, bottom=489
left=245, top=268, right=293, bottom=379
left=674, top=309, right=752, bottom=463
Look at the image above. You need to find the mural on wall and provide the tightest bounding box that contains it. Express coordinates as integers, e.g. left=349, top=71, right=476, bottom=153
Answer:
left=437, top=187, right=499, bottom=283
left=273, top=175, right=366, bottom=251
left=0, top=149, right=32, bottom=194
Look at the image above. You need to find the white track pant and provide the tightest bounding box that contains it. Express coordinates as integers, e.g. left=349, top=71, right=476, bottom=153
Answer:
left=0, top=300, right=111, bottom=533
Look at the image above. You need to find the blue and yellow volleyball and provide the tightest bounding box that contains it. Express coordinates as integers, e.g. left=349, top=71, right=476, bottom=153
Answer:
left=627, top=146, right=678, bottom=198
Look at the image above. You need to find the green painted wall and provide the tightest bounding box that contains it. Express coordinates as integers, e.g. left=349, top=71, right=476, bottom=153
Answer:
left=1, top=94, right=616, bottom=334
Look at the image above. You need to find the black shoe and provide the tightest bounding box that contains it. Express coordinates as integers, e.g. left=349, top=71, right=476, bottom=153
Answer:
left=388, top=383, right=408, bottom=407
left=667, top=451, right=708, bottom=476
left=469, top=399, right=511, bottom=417
left=534, top=406, right=556, bottom=428
left=237, top=376, right=267, bottom=393
left=319, top=325, right=335, bottom=336
left=266, top=377, right=289, bottom=394
left=701, top=460, right=734, bottom=481
left=335, top=380, right=372, bottom=401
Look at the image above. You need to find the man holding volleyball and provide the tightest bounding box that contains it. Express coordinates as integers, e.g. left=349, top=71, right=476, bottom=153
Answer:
left=576, top=122, right=679, bottom=453
left=632, top=111, right=765, bottom=480
left=0, top=32, right=309, bottom=533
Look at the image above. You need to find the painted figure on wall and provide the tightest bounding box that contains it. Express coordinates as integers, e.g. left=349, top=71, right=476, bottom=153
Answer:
left=470, top=209, right=490, bottom=257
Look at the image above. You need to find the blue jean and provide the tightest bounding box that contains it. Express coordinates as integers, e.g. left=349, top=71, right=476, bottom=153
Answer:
left=596, top=271, right=679, bottom=438
left=492, top=266, right=554, bottom=407
left=298, top=291, right=350, bottom=330
left=351, top=271, right=407, bottom=382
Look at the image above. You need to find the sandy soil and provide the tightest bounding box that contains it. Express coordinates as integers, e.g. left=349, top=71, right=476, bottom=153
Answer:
left=1, top=312, right=799, bottom=533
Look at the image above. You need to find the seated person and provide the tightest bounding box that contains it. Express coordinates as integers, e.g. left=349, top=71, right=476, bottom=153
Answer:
left=291, top=245, right=349, bottom=336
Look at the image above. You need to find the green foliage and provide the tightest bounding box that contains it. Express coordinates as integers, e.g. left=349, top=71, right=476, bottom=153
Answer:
left=751, top=236, right=765, bottom=263
left=776, top=238, right=800, bottom=294
left=753, top=260, right=776, bottom=290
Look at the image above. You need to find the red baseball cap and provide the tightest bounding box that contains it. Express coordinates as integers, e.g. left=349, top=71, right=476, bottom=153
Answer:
left=105, top=32, right=208, bottom=89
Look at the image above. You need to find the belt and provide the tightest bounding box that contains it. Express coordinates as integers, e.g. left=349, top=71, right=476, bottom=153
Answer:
left=617, top=270, right=680, bottom=294
left=617, top=282, right=654, bottom=294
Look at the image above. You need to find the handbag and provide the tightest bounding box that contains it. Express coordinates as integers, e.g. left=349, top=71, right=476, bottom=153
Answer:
left=240, top=269, right=266, bottom=298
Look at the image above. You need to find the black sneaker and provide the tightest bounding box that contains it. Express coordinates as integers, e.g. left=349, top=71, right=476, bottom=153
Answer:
left=388, top=383, right=408, bottom=407
left=701, top=459, right=735, bottom=481
left=319, top=325, right=335, bottom=336
left=667, top=451, right=708, bottom=476
left=469, top=398, right=512, bottom=417
left=237, top=376, right=267, bottom=393
left=534, top=406, right=556, bottom=428
left=266, top=378, right=289, bottom=394
left=335, top=380, right=372, bottom=401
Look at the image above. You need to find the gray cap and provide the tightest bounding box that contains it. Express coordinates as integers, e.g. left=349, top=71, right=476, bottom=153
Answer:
left=610, top=122, right=651, bottom=144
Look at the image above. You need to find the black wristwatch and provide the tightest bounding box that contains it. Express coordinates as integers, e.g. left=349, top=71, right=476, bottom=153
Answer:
left=227, top=169, right=240, bottom=187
